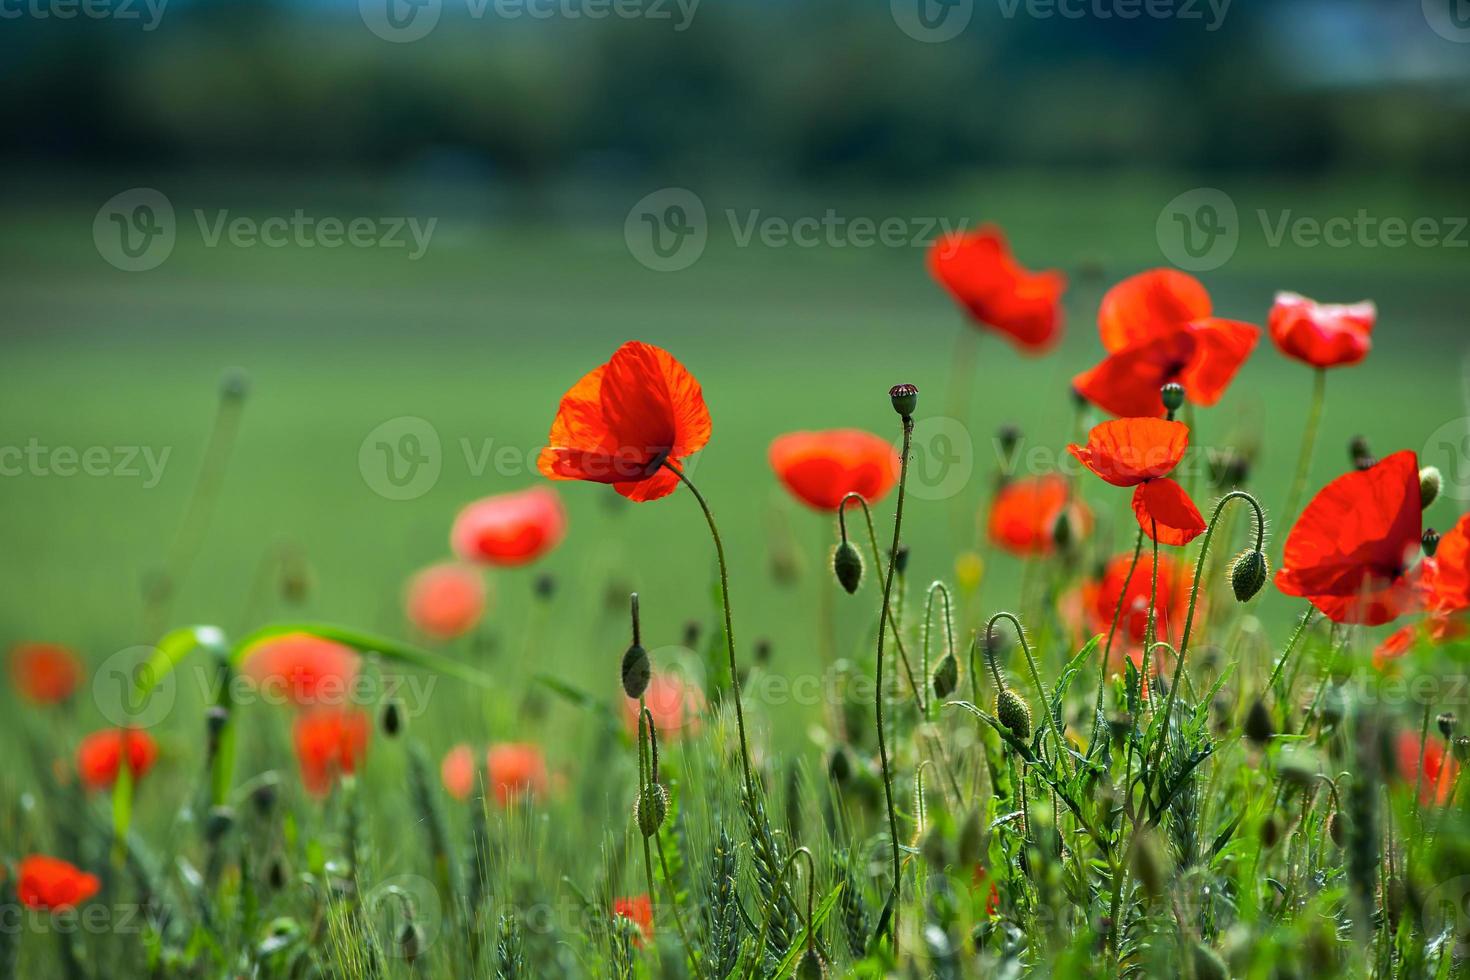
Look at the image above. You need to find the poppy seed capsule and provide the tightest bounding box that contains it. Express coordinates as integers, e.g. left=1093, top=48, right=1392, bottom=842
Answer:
left=1161, top=382, right=1186, bottom=414
left=932, top=652, right=959, bottom=702
left=1424, top=528, right=1441, bottom=558
left=889, top=382, right=919, bottom=419
left=1421, top=466, right=1443, bottom=509
left=621, top=644, right=650, bottom=699
left=1245, top=698, right=1274, bottom=746
left=832, top=541, right=863, bottom=594
left=381, top=699, right=403, bottom=738
left=1231, top=549, right=1269, bottom=602
left=1456, top=735, right=1470, bottom=764
left=996, top=688, right=1032, bottom=742
left=636, top=782, right=668, bottom=839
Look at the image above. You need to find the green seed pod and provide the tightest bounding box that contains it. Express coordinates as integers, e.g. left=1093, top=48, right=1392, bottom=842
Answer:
left=832, top=540, right=864, bottom=595
left=1230, top=549, right=1269, bottom=603
left=1421, top=466, right=1443, bottom=509
left=932, top=652, right=959, bottom=702
left=636, top=782, right=668, bottom=839
left=1191, top=941, right=1229, bottom=980
left=621, top=644, right=650, bottom=699
left=996, top=688, right=1032, bottom=742
left=397, top=921, right=425, bottom=965
left=1160, top=382, right=1186, bottom=414
left=889, top=382, right=919, bottom=419
left=381, top=699, right=404, bottom=738
left=1245, top=698, right=1274, bottom=746
left=1327, top=811, right=1347, bottom=848
left=1424, top=528, right=1442, bottom=558
left=1260, top=814, right=1282, bottom=849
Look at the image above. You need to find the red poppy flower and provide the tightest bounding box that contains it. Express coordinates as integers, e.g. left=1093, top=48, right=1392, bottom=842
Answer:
left=9, top=642, right=84, bottom=704
left=927, top=226, right=1066, bottom=353
left=537, top=342, right=711, bottom=502
left=1423, top=513, right=1470, bottom=616
left=486, top=742, right=548, bottom=807
left=1397, top=731, right=1458, bottom=806
left=77, top=728, right=158, bottom=791
left=241, top=633, right=360, bottom=709
left=292, top=707, right=369, bottom=797
left=970, top=864, right=1001, bottom=917
left=451, top=486, right=567, bottom=566
left=441, top=743, right=476, bottom=802
left=987, top=475, right=1093, bottom=556
left=1069, top=418, right=1205, bottom=546
left=1269, top=292, right=1375, bottom=369
left=1087, top=552, right=1192, bottom=658
left=1276, top=451, right=1423, bottom=625
left=612, top=894, right=654, bottom=946
left=1374, top=617, right=1467, bottom=669
left=1073, top=269, right=1259, bottom=417
left=17, top=855, right=100, bottom=911
left=768, top=429, right=899, bottom=511
left=623, top=672, right=706, bottom=741
left=405, top=563, right=487, bottom=639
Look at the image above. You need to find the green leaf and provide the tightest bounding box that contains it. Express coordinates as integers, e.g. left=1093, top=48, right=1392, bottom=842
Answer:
left=773, top=882, right=844, bottom=977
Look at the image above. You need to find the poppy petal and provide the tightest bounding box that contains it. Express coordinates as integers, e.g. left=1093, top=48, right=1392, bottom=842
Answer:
left=1072, top=333, right=1197, bottom=418
left=614, top=466, right=683, bottom=503
left=1098, top=269, right=1212, bottom=353
left=1179, top=318, right=1260, bottom=406
left=1423, top=513, right=1470, bottom=615
left=928, top=226, right=1066, bottom=353
left=1132, top=479, right=1207, bottom=546
left=545, top=363, right=615, bottom=455
left=769, top=429, right=899, bottom=511
left=1269, top=292, right=1375, bottom=369
left=600, top=342, right=711, bottom=463
left=1068, top=418, right=1190, bottom=487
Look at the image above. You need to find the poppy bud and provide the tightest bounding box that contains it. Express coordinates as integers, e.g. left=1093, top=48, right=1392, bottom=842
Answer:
left=682, top=620, right=701, bottom=648
left=220, top=367, right=250, bottom=402
left=1259, top=813, right=1281, bottom=848
left=1424, top=528, right=1441, bottom=558
left=621, top=645, right=650, bottom=700
left=1349, top=435, right=1375, bottom=470
left=1421, top=466, right=1443, bottom=509
left=827, top=744, right=853, bottom=785
left=1439, top=712, right=1458, bottom=740
left=1245, top=698, right=1274, bottom=746
left=996, top=423, right=1022, bottom=470
left=931, top=652, right=958, bottom=701
left=889, top=383, right=919, bottom=419
left=381, top=699, right=404, bottom=738
left=1327, top=811, right=1347, bottom=847
left=635, top=782, right=668, bottom=839
left=1051, top=510, right=1074, bottom=550
left=534, top=574, right=556, bottom=600
left=206, top=705, right=230, bottom=739
left=996, top=688, right=1032, bottom=742
left=894, top=544, right=911, bottom=574
left=251, top=774, right=280, bottom=816
left=1230, top=549, right=1269, bottom=602
left=754, top=638, right=772, bottom=665
left=1160, top=382, right=1185, bottom=415
left=1455, top=736, right=1470, bottom=764
left=832, top=541, right=863, bottom=594
left=796, top=948, right=830, bottom=979
left=205, top=805, right=235, bottom=843
left=398, top=921, right=425, bottom=965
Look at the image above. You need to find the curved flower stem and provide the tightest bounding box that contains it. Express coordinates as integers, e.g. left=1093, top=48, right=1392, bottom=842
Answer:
left=922, top=581, right=956, bottom=721
left=874, top=415, right=915, bottom=952
left=988, top=611, right=1069, bottom=774
left=1283, top=368, right=1327, bottom=535
left=1089, top=525, right=1145, bottom=756
left=839, top=492, right=926, bottom=713
left=663, top=462, right=753, bottom=793
left=1265, top=604, right=1319, bottom=697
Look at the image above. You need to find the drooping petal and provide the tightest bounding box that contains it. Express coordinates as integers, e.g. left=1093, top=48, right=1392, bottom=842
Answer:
left=928, top=226, right=1066, bottom=353
left=1068, top=418, right=1190, bottom=487
left=1072, top=332, right=1197, bottom=418
left=1179, top=318, right=1260, bottom=406
left=1098, top=269, right=1212, bottom=353
left=1132, top=478, right=1207, bottom=546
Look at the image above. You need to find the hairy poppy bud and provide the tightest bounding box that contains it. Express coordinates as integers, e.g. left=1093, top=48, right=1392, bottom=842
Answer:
left=621, top=645, right=650, bottom=699
left=832, top=541, right=863, bottom=594
left=796, top=947, right=830, bottom=979
left=889, top=383, right=919, bottom=419
left=996, top=688, right=1032, bottom=742
left=1327, top=811, right=1347, bottom=847
left=1421, top=466, right=1443, bottom=509
left=1424, top=528, right=1441, bottom=558
left=1160, top=382, right=1185, bottom=415
left=636, top=782, right=668, bottom=839
left=1439, top=712, right=1458, bottom=740
left=1231, top=549, right=1269, bottom=602
left=381, top=699, right=404, bottom=738
left=398, top=921, right=425, bottom=965
left=1260, top=813, right=1282, bottom=848
left=932, top=652, right=959, bottom=702
left=1245, top=698, right=1274, bottom=746
left=1349, top=435, right=1375, bottom=471
left=894, top=544, right=911, bottom=574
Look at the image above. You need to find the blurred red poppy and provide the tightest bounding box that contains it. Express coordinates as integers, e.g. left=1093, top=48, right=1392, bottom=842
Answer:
left=405, top=563, right=487, bottom=639
left=1088, top=552, right=1192, bottom=657
left=1069, top=419, right=1205, bottom=546
left=1397, top=731, right=1458, bottom=806
left=486, top=742, right=549, bottom=807
left=8, top=642, right=84, bottom=704
left=1073, top=269, right=1259, bottom=417
left=451, top=486, right=567, bottom=566
left=1269, top=292, right=1375, bottom=369
left=624, top=672, right=705, bottom=740
left=77, top=728, right=158, bottom=791
left=768, top=429, right=899, bottom=511
left=987, top=475, right=1092, bottom=556
left=927, top=225, right=1066, bottom=353
left=441, top=743, right=476, bottom=801
left=241, top=633, right=360, bottom=710
left=970, top=864, right=1001, bottom=917
left=17, top=855, right=100, bottom=911
left=538, top=341, right=711, bottom=502
left=1276, top=451, right=1422, bottom=625
left=292, top=707, right=369, bottom=797
left=612, top=894, right=654, bottom=946
left=1374, top=514, right=1470, bottom=666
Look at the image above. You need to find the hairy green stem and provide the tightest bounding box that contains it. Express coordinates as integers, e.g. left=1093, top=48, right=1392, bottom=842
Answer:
left=839, top=491, right=926, bottom=712
left=1090, top=525, right=1145, bottom=755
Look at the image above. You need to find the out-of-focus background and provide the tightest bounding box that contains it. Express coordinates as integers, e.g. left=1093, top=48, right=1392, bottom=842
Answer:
left=3, top=0, right=1469, bottom=747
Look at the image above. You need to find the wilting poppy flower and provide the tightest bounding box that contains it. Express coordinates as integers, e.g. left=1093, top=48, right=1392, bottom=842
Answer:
left=1069, top=418, right=1206, bottom=546
left=1276, top=451, right=1423, bottom=625
left=624, top=672, right=706, bottom=740
left=927, top=225, right=1066, bottom=353
left=612, top=894, right=654, bottom=946
left=292, top=707, right=369, bottom=797
left=17, top=855, right=100, bottom=911
left=405, top=563, right=487, bottom=639
left=1269, top=292, right=1375, bottom=369
left=441, top=743, right=476, bottom=801
left=240, top=633, right=360, bottom=709
left=987, top=475, right=1093, bottom=556
left=1397, top=731, right=1458, bottom=806
left=1074, top=269, right=1259, bottom=417
left=486, top=742, right=548, bottom=807
left=451, top=486, right=567, bottom=566
left=9, top=642, right=84, bottom=704
left=537, top=341, right=711, bottom=502
left=77, top=728, right=158, bottom=790
left=768, top=429, right=899, bottom=511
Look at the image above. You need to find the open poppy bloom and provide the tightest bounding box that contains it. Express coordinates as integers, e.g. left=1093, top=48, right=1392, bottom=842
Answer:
left=927, top=225, right=1066, bottom=353
left=17, top=855, right=100, bottom=911
left=293, top=707, right=369, bottom=797
left=9, top=642, right=84, bottom=704
left=624, top=671, right=706, bottom=740
left=77, top=728, right=158, bottom=791
left=987, top=475, right=1093, bottom=556
left=441, top=743, right=477, bottom=801
left=486, top=742, right=549, bottom=807
left=1276, top=451, right=1423, bottom=626
left=1269, top=292, right=1375, bottom=369
left=612, top=894, right=654, bottom=946
left=1073, top=269, right=1259, bottom=417
left=240, top=633, right=360, bottom=710
left=1375, top=513, right=1470, bottom=666
left=1069, top=418, right=1206, bottom=546
left=405, top=563, right=487, bottom=639
left=537, top=341, right=711, bottom=502
left=1397, top=730, right=1458, bottom=806
left=451, top=486, right=567, bottom=566
left=768, top=429, right=899, bottom=511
